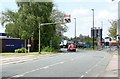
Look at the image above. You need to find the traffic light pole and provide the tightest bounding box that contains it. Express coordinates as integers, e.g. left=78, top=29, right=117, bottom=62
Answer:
left=38, top=22, right=66, bottom=54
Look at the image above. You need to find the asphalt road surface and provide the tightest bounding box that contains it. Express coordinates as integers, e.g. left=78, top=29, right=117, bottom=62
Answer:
left=1, top=49, right=112, bottom=78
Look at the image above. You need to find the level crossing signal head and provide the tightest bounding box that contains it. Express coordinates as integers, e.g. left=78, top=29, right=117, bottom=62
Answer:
left=64, top=14, right=71, bottom=23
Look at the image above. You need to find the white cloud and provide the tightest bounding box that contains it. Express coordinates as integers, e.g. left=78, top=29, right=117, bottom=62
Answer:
left=97, top=10, right=117, bottom=21
left=98, top=11, right=112, bottom=19
left=64, top=8, right=118, bottom=38
left=64, top=8, right=92, bottom=38
left=54, top=0, right=120, bottom=3
left=0, top=24, right=5, bottom=33
left=95, top=10, right=117, bottom=38
left=0, top=12, right=5, bottom=33
left=0, top=0, right=15, bottom=2
left=106, top=0, right=120, bottom=3
left=71, top=8, right=89, bottom=17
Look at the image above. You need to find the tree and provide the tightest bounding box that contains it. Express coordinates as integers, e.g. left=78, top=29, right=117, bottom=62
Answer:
left=1, top=1, right=68, bottom=52
left=108, top=20, right=117, bottom=40
left=50, top=8, right=68, bottom=42
left=1, top=10, right=21, bottom=38
left=50, top=9, right=68, bottom=34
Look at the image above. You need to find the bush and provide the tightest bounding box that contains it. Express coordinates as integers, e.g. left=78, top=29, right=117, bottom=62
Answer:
left=15, top=48, right=28, bottom=53
left=42, top=46, right=53, bottom=52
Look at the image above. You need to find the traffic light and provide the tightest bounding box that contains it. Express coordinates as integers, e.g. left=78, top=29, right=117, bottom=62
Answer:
left=65, top=18, right=71, bottom=23
left=64, top=14, right=71, bottom=23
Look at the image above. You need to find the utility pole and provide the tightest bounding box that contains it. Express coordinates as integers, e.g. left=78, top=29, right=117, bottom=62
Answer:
left=39, top=23, right=41, bottom=54
left=74, top=18, right=76, bottom=43
left=91, top=9, right=95, bottom=50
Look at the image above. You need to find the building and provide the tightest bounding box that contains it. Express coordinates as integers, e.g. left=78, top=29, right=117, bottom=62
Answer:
left=0, top=33, right=25, bottom=52
left=91, top=27, right=103, bottom=42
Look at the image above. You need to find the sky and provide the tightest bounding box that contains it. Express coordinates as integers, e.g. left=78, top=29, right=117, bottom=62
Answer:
left=0, top=0, right=119, bottom=38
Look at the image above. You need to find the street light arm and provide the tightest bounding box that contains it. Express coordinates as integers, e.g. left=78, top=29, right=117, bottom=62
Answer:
left=91, top=9, right=94, bottom=11
left=40, top=22, right=66, bottom=26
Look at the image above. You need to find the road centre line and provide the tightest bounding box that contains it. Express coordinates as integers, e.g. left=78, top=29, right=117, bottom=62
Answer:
left=12, top=61, right=67, bottom=78
left=81, top=56, right=106, bottom=77
left=43, top=66, right=49, bottom=69
left=1, top=52, right=81, bottom=66
left=11, top=53, right=83, bottom=78
left=85, top=72, right=88, bottom=73
left=81, top=75, right=84, bottom=77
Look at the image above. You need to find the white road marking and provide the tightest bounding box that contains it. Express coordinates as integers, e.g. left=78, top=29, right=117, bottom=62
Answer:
left=81, top=75, right=84, bottom=77
left=12, top=61, right=66, bottom=77
left=12, top=74, right=24, bottom=77
left=60, top=62, right=64, bottom=64
left=85, top=72, right=88, bottom=73
left=81, top=56, right=106, bottom=77
left=43, top=66, right=49, bottom=69
left=87, top=56, right=105, bottom=73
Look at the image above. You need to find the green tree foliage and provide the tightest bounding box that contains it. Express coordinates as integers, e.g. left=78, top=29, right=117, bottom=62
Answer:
left=108, top=20, right=117, bottom=40
left=76, top=35, right=93, bottom=45
left=51, top=9, right=68, bottom=33
left=1, top=10, right=21, bottom=38
left=50, top=9, right=68, bottom=43
left=1, top=1, right=67, bottom=52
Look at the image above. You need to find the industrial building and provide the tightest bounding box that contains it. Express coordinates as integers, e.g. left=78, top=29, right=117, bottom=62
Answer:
left=91, top=27, right=103, bottom=43
left=0, top=33, right=25, bottom=52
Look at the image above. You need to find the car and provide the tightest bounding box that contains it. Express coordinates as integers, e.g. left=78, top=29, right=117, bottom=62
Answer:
left=67, top=43, right=76, bottom=52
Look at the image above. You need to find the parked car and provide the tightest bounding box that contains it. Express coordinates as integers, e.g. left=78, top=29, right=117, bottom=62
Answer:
left=67, top=43, right=76, bottom=52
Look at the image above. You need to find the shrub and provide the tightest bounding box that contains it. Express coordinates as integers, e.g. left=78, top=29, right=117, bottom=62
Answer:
left=15, top=48, right=28, bottom=53
left=42, top=46, right=53, bottom=52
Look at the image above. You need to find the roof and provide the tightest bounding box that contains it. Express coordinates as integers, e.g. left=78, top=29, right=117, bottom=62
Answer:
left=0, top=38, right=20, bottom=40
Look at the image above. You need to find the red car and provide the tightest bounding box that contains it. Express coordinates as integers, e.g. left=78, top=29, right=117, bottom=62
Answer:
left=67, top=44, right=76, bottom=52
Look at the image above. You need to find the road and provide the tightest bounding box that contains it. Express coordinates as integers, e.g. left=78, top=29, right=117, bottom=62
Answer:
left=1, top=49, right=112, bottom=78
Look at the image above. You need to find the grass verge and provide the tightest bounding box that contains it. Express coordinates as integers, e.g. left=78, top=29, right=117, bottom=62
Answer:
left=0, top=50, right=62, bottom=56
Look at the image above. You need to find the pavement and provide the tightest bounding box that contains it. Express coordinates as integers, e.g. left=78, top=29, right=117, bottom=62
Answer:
left=101, top=50, right=118, bottom=77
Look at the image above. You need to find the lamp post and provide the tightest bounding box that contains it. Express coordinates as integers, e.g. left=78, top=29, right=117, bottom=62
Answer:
left=112, top=0, right=120, bottom=55
left=74, top=18, right=76, bottom=43
left=91, top=9, right=95, bottom=49
left=39, top=23, right=41, bottom=54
